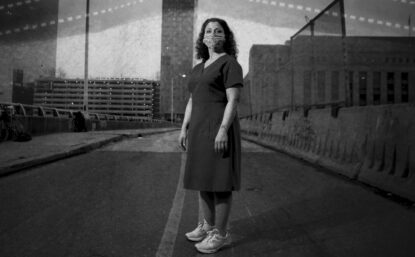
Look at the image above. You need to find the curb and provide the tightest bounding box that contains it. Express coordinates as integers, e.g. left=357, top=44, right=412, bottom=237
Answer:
left=0, top=128, right=180, bottom=177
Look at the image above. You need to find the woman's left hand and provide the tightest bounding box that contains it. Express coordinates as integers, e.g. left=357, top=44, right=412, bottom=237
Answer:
left=214, top=127, right=228, bottom=154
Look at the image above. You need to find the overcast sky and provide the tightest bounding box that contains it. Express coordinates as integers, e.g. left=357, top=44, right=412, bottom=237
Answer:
left=2, top=0, right=414, bottom=79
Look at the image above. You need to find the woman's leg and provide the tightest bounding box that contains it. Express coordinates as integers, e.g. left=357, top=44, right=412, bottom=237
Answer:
left=214, top=191, right=232, bottom=236
left=199, top=191, right=215, bottom=226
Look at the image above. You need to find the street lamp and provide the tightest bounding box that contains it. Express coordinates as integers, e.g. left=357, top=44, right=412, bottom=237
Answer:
left=171, top=73, right=186, bottom=123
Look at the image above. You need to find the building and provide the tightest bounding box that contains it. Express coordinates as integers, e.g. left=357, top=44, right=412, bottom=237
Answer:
left=34, top=78, right=160, bottom=118
left=246, top=36, right=415, bottom=114
left=247, top=44, right=291, bottom=114
left=240, top=73, right=252, bottom=117
left=0, top=0, right=60, bottom=103
left=160, top=0, right=197, bottom=120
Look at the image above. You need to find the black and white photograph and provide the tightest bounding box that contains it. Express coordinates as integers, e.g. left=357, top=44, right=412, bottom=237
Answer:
left=0, top=0, right=414, bottom=256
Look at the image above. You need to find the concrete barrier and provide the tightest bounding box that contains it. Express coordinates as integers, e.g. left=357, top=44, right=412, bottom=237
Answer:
left=358, top=105, right=415, bottom=201
left=240, top=103, right=415, bottom=201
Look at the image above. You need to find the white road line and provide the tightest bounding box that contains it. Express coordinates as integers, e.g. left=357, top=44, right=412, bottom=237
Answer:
left=155, top=153, right=187, bottom=257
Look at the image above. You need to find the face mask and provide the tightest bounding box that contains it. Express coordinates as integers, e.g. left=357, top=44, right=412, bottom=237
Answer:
left=203, top=35, right=225, bottom=49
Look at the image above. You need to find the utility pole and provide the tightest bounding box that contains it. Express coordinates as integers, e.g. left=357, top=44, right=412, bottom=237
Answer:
left=83, top=0, right=90, bottom=111
left=170, top=77, right=174, bottom=123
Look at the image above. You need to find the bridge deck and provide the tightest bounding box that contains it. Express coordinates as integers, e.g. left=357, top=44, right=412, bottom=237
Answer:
left=0, top=130, right=414, bottom=257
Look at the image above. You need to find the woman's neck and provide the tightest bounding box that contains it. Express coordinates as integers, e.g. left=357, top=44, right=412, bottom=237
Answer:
left=207, top=50, right=226, bottom=60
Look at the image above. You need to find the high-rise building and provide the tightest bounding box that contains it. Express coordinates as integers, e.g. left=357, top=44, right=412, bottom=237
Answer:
left=34, top=78, right=160, bottom=118
left=160, top=0, right=197, bottom=121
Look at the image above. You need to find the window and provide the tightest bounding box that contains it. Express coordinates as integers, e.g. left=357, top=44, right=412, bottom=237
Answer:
left=331, top=71, right=339, bottom=101
left=359, top=72, right=367, bottom=106
left=401, top=72, right=409, bottom=103
left=348, top=71, right=354, bottom=105
left=373, top=72, right=381, bottom=105
left=303, top=71, right=311, bottom=105
left=387, top=72, right=395, bottom=104
left=317, top=71, right=326, bottom=104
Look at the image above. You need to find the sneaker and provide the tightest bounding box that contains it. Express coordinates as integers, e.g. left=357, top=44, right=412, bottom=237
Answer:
left=185, top=221, right=213, bottom=242
left=195, top=229, right=231, bottom=254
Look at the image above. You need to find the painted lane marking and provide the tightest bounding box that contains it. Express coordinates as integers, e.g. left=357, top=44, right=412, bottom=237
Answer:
left=155, top=153, right=187, bottom=257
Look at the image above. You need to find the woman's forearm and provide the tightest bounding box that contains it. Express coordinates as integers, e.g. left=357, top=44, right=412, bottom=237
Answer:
left=219, top=99, right=238, bottom=132
left=181, top=97, right=192, bottom=131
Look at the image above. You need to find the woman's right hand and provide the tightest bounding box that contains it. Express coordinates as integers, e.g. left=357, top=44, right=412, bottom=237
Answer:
left=178, top=128, right=187, bottom=151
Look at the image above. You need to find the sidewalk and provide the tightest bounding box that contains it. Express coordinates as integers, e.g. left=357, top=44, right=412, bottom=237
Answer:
left=0, top=127, right=179, bottom=177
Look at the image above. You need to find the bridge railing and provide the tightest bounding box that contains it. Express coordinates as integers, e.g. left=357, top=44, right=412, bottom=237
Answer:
left=0, top=101, right=165, bottom=122
left=0, top=102, right=172, bottom=138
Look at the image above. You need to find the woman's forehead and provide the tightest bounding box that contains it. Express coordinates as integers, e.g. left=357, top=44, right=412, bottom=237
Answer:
left=205, top=22, right=223, bottom=30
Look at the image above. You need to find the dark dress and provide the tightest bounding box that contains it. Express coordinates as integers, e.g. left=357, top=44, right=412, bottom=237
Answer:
left=183, top=54, right=243, bottom=192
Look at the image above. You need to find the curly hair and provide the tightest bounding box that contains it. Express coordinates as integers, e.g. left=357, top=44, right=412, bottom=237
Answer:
left=195, top=18, right=238, bottom=61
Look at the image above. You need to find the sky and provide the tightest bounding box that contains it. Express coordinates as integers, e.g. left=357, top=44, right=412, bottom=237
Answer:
left=1, top=0, right=414, bottom=80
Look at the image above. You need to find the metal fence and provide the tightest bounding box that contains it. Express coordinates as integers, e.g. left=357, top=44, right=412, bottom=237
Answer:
left=0, top=101, right=165, bottom=123
left=289, top=0, right=347, bottom=110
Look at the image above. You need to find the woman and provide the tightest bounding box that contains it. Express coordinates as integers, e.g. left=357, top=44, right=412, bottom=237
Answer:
left=178, top=17, right=243, bottom=254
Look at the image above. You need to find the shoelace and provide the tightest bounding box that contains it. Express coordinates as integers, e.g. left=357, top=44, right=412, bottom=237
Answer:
left=196, top=222, right=203, bottom=230
left=205, top=230, right=220, bottom=244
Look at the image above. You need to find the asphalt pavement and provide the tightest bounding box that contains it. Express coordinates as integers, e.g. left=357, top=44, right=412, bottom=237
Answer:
left=1, top=130, right=415, bottom=257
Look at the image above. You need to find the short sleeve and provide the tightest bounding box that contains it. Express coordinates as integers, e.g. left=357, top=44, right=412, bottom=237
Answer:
left=222, top=58, right=243, bottom=89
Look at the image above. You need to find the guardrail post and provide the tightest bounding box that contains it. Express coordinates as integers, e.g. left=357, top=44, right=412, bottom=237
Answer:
left=38, top=106, right=46, bottom=117
left=53, top=108, right=60, bottom=118
left=18, top=104, right=27, bottom=116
